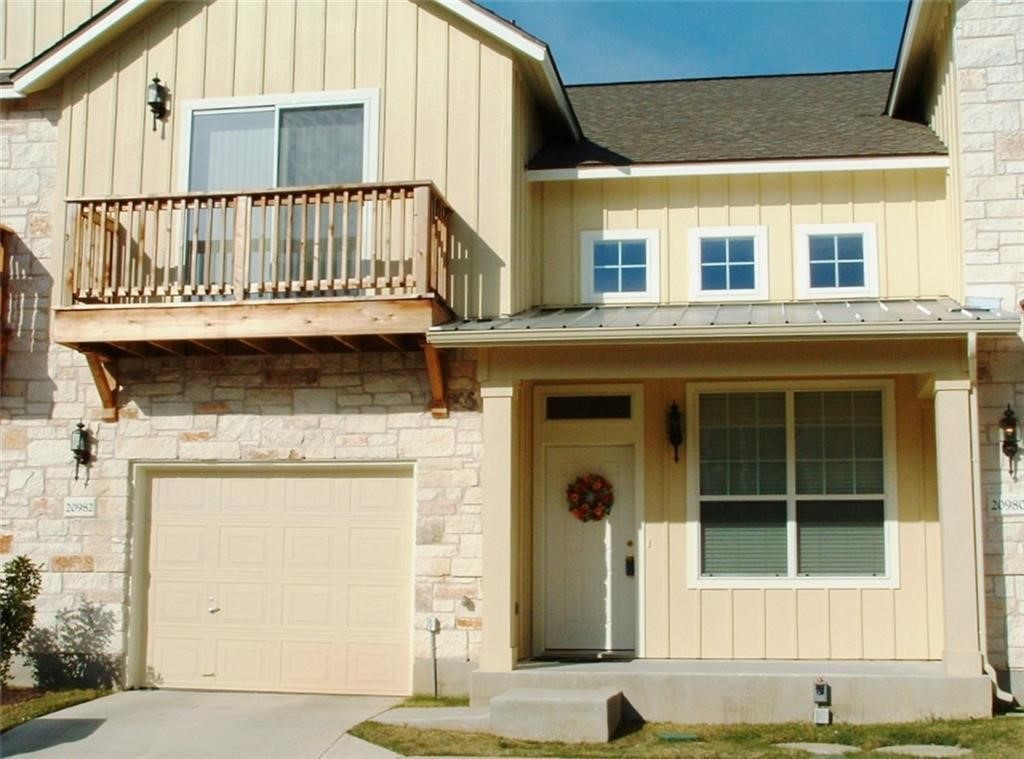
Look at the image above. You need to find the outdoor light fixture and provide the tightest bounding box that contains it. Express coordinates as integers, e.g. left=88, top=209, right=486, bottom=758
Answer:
left=1000, top=405, right=1019, bottom=476
left=71, top=422, right=91, bottom=481
left=666, top=401, right=683, bottom=463
left=147, top=75, right=168, bottom=131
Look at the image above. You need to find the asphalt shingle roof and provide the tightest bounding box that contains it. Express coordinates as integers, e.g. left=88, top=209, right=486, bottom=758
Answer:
left=530, top=71, right=948, bottom=169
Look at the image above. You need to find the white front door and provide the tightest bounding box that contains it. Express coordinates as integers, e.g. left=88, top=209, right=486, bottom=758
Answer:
left=542, top=444, right=636, bottom=652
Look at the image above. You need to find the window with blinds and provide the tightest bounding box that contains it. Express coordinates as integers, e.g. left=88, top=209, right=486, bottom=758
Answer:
left=698, top=388, right=887, bottom=578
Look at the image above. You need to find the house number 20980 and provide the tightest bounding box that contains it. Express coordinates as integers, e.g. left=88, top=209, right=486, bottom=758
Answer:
left=989, top=498, right=1024, bottom=513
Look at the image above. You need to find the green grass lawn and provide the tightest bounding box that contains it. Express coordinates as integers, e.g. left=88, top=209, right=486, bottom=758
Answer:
left=352, top=714, right=1024, bottom=757
left=1, top=688, right=111, bottom=733
left=400, top=694, right=472, bottom=708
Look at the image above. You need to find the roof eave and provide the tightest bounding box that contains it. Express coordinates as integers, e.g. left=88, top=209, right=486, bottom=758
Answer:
left=428, top=320, right=1020, bottom=348
left=435, top=0, right=582, bottom=140
left=6, top=0, right=159, bottom=96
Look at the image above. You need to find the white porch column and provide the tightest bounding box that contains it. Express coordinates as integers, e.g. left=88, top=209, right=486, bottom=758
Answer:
left=480, top=383, right=517, bottom=671
left=933, top=380, right=983, bottom=676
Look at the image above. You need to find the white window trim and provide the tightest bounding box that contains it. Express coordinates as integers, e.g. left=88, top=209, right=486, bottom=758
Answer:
left=687, top=225, right=769, bottom=302
left=176, top=89, right=380, bottom=192
left=685, top=379, right=900, bottom=590
left=794, top=222, right=879, bottom=300
left=580, top=229, right=660, bottom=304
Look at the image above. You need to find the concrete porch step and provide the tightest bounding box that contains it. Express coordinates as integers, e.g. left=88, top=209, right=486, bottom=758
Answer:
left=489, top=687, right=623, bottom=743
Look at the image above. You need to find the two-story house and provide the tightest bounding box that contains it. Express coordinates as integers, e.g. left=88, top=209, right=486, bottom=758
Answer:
left=1, top=0, right=1020, bottom=723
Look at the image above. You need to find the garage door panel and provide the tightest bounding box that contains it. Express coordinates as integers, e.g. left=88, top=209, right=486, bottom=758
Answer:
left=284, top=478, right=344, bottom=514
left=152, top=526, right=206, bottom=568
left=218, top=526, right=274, bottom=568
left=150, top=636, right=204, bottom=681
left=216, top=583, right=271, bottom=626
left=282, top=527, right=337, bottom=570
left=348, top=527, right=409, bottom=572
left=348, top=583, right=409, bottom=629
left=345, top=641, right=410, bottom=694
left=215, top=639, right=271, bottom=683
left=221, top=478, right=285, bottom=514
left=350, top=478, right=411, bottom=517
left=279, top=641, right=336, bottom=687
left=152, top=581, right=207, bottom=624
left=147, top=469, right=412, bottom=696
left=282, top=584, right=336, bottom=628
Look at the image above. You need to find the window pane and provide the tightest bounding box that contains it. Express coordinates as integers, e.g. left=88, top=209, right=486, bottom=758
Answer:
left=856, top=461, right=884, bottom=492
left=702, top=264, right=728, bottom=291
left=620, top=241, right=647, bottom=265
left=796, top=461, right=825, bottom=494
left=189, top=110, right=275, bottom=192
left=796, top=391, right=883, bottom=496
left=798, top=500, right=884, bottom=575
left=699, top=392, right=786, bottom=496
left=620, top=266, right=647, bottom=292
left=836, top=235, right=863, bottom=261
left=279, top=105, right=364, bottom=186
left=701, top=501, right=787, bottom=575
left=809, top=236, right=835, bottom=262
left=810, top=261, right=836, bottom=288
left=730, top=263, right=755, bottom=290
left=729, top=237, right=755, bottom=263
left=593, top=267, right=618, bottom=293
left=701, top=238, right=727, bottom=264
left=837, top=262, right=865, bottom=287
left=825, top=461, right=856, bottom=494
left=594, top=241, right=619, bottom=267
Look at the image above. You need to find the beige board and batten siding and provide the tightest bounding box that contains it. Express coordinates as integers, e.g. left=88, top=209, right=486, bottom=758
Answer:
left=56, top=0, right=531, bottom=318
left=535, top=171, right=955, bottom=306
left=0, top=0, right=113, bottom=71
left=483, top=341, right=955, bottom=661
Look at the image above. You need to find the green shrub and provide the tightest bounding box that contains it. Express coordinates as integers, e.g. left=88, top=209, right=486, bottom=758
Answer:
left=23, top=600, right=122, bottom=690
left=0, top=555, right=43, bottom=684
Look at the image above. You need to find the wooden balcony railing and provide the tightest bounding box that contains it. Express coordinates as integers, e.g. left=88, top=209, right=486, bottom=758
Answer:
left=65, top=181, right=451, bottom=306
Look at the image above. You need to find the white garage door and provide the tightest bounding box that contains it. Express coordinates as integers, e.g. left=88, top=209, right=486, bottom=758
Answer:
left=145, top=468, right=413, bottom=695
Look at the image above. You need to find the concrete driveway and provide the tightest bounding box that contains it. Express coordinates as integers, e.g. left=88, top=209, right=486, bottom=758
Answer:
left=1, top=690, right=402, bottom=758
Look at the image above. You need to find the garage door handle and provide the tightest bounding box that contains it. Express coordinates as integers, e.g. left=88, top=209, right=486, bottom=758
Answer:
left=208, top=596, right=220, bottom=614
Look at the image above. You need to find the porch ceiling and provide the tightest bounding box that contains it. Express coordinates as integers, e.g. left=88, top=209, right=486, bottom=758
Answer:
left=429, top=298, right=1021, bottom=346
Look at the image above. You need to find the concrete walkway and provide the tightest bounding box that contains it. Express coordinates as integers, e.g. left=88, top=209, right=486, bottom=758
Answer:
left=0, top=690, right=402, bottom=758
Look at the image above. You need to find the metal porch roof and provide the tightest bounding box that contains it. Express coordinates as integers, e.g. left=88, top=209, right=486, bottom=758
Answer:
left=429, top=298, right=1021, bottom=346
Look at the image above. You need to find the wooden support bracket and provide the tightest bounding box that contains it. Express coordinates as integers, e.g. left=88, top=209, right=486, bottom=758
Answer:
left=422, top=343, right=448, bottom=419
left=85, top=352, right=118, bottom=421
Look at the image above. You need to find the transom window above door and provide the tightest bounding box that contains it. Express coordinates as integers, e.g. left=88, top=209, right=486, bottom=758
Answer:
left=795, top=223, right=878, bottom=299
left=182, top=90, right=379, bottom=192
left=688, top=226, right=769, bottom=301
left=580, top=229, right=660, bottom=303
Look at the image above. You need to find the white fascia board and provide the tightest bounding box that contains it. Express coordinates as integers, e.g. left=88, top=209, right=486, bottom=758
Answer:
left=437, top=0, right=581, bottom=139
left=526, top=154, right=950, bottom=182
left=0, top=87, right=26, bottom=100
left=11, top=0, right=154, bottom=95
left=427, top=319, right=1020, bottom=347
left=886, top=0, right=924, bottom=116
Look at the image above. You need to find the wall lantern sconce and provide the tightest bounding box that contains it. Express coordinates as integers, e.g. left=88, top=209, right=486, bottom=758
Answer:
left=666, top=401, right=683, bottom=463
left=71, top=421, right=91, bottom=481
left=1000, top=405, right=1018, bottom=476
left=147, top=75, right=168, bottom=131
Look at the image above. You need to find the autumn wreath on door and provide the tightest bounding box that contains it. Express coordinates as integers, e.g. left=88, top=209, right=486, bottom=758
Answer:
left=566, top=473, right=615, bottom=522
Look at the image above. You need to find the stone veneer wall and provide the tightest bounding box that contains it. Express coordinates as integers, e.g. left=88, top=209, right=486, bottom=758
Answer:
left=953, top=0, right=1024, bottom=696
left=1, top=92, right=483, bottom=693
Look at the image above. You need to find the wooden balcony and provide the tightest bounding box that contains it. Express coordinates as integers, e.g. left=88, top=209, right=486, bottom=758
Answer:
left=52, top=181, right=455, bottom=418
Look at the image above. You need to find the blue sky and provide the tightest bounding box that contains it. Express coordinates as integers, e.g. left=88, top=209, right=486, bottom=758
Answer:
left=480, top=0, right=910, bottom=84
